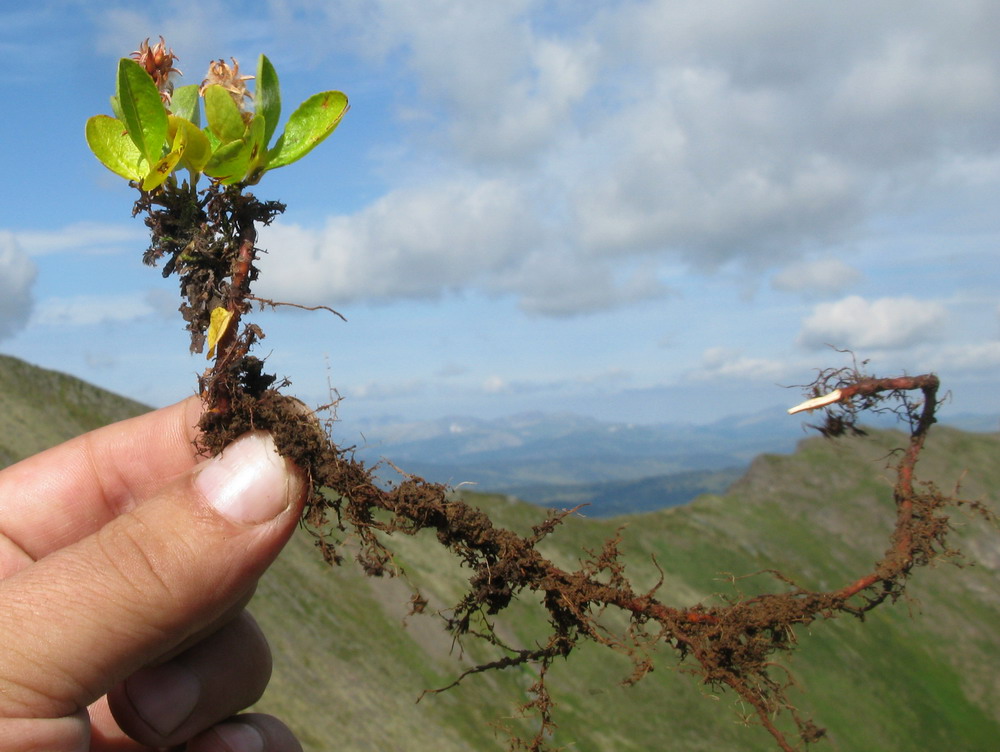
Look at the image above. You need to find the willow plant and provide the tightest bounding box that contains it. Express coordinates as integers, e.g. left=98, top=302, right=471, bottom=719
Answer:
left=84, top=40, right=995, bottom=752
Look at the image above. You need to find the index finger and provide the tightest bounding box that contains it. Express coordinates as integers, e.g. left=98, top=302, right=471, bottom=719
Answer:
left=0, top=396, right=204, bottom=562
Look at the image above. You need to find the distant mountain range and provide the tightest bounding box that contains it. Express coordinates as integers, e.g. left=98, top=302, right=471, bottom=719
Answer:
left=343, top=405, right=998, bottom=515
left=350, top=407, right=799, bottom=478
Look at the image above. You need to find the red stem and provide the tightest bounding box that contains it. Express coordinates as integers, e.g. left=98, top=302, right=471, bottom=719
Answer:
left=201, top=210, right=258, bottom=412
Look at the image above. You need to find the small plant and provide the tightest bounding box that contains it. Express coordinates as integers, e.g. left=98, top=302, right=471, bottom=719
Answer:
left=87, top=37, right=347, bottom=190
left=86, top=40, right=996, bottom=752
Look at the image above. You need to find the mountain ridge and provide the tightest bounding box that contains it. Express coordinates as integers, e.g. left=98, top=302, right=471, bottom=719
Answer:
left=0, top=353, right=148, bottom=467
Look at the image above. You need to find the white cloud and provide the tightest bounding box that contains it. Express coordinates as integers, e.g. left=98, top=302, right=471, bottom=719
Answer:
left=29, top=293, right=160, bottom=327
left=92, top=1, right=266, bottom=74
left=694, top=346, right=787, bottom=381
left=299, top=1, right=1000, bottom=306
left=15, top=222, right=147, bottom=257
left=926, top=341, right=1000, bottom=373
left=327, top=0, right=595, bottom=163
left=255, top=175, right=671, bottom=316
left=482, top=375, right=510, bottom=394
left=347, top=379, right=426, bottom=401
left=771, top=258, right=863, bottom=296
left=573, top=143, right=861, bottom=267
left=828, top=29, right=1000, bottom=166
left=0, top=231, right=37, bottom=341
left=501, top=251, right=670, bottom=317
left=797, top=295, right=948, bottom=350
left=256, top=177, right=540, bottom=305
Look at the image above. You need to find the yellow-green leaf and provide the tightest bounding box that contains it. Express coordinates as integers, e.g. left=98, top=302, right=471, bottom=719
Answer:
left=168, top=115, right=212, bottom=174
left=141, top=141, right=184, bottom=191
left=85, top=115, right=146, bottom=181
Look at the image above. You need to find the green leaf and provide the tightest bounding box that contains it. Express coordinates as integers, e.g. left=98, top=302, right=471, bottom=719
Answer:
left=170, top=85, right=202, bottom=126
left=110, top=94, right=124, bottom=123
left=203, top=124, right=221, bottom=153
left=243, top=114, right=270, bottom=184
left=203, top=110, right=269, bottom=185
left=204, top=136, right=251, bottom=185
left=168, top=115, right=212, bottom=174
left=116, top=58, right=168, bottom=164
left=204, top=85, right=246, bottom=144
left=265, top=90, right=348, bottom=170
left=85, top=115, right=146, bottom=181
left=256, top=54, right=282, bottom=149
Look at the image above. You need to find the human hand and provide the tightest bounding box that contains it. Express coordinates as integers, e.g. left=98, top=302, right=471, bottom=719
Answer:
left=0, top=397, right=307, bottom=751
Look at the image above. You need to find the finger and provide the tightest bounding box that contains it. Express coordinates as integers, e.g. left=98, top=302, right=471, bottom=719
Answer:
left=187, top=714, right=303, bottom=752
left=0, top=431, right=306, bottom=725
left=0, top=396, right=204, bottom=561
left=84, top=593, right=255, bottom=750
left=106, top=611, right=272, bottom=747
left=0, top=713, right=89, bottom=752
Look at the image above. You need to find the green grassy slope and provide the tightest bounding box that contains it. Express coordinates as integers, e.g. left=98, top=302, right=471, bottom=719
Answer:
left=0, top=354, right=148, bottom=466
left=2, top=355, right=997, bottom=750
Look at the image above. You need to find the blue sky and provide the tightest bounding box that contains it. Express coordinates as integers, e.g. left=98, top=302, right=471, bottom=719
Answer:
left=1, top=0, right=998, bottom=428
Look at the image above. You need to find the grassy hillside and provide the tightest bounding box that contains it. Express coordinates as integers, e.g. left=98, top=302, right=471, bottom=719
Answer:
left=0, top=354, right=148, bottom=466
left=2, top=354, right=998, bottom=750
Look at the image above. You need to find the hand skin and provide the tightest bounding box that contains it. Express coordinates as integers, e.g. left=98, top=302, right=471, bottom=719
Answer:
left=0, top=397, right=306, bottom=751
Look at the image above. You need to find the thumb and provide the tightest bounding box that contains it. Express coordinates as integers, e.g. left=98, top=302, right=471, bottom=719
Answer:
left=0, top=430, right=306, bottom=730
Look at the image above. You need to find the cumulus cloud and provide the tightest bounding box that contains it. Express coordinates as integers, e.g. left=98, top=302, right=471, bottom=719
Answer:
left=29, top=293, right=162, bottom=327
left=694, top=346, right=787, bottom=381
left=256, top=177, right=541, bottom=305
left=15, top=222, right=147, bottom=256
left=797, top=295, right=948, bottom=350
left=500, top=251, right=670, bottom=317
left=0, top=231, right=37, bottom=341
left=923, top=340, right=1000, bottom=373
left=255, top=178, right=670, bottom=316
left=323, top=0, right=596, bottom=163
left=315, top=2, right=999, bottom=309
left=771, top=258, right=863, bottom=296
